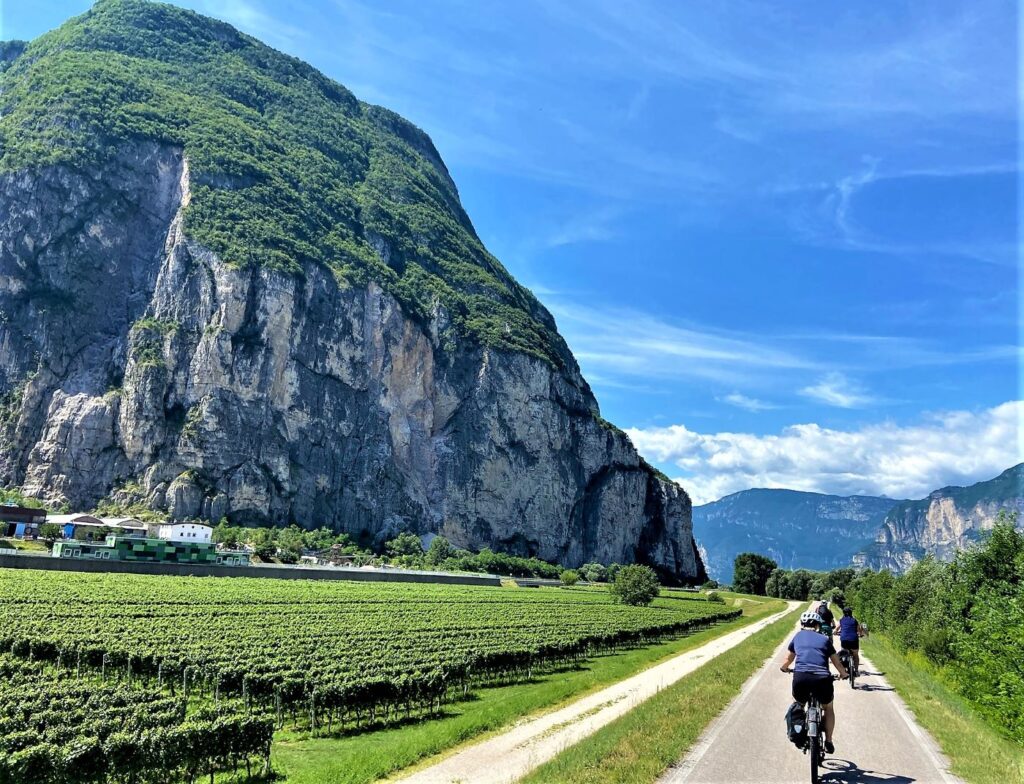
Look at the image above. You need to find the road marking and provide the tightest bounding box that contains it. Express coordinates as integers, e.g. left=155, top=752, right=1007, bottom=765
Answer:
left=659, top=614, right=800, bottom=783
left=866, top=653, right=963, bottom=784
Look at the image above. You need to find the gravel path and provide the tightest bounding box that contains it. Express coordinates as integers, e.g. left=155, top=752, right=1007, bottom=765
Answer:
left=394, top=601, right=800, bottom=784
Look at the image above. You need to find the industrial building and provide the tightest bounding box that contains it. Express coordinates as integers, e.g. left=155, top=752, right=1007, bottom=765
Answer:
left=52, top=534, right=249, bottom=566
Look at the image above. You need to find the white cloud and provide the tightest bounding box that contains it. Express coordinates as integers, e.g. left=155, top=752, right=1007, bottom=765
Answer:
left=551, top=303, right=816, bottom=386
left=720, top=392, right=776, bottom=412
left=545, top=207, right=620, bottom=248
left=626, top=401, right=1024, bottom=505
left=799, top=372, right=873, bottom=408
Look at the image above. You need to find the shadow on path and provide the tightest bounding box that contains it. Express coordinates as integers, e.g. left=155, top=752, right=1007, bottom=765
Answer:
left=821, top=758, right=915, bottom=783
left=853, top=683, right=896, bottom=692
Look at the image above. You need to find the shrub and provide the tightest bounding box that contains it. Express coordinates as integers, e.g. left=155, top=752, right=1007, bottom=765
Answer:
left=610, top=564, right=660, bottom=606
left=706, top=591, right=725, bottom=604
left=560, top=569, right=580, bottom=586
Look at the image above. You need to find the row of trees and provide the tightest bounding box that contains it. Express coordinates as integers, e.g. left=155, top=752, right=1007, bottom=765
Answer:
left=732, top=553, right=856, bottom=604
left=846, top=514, right=1022, bottom=745
left=211, top=522, right=368, bottom=563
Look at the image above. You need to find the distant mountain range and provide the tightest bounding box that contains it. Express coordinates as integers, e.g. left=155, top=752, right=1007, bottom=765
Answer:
left=693, top=490, right=899, bottom=582
left=854, top=463, right=1024, bottom=573
left=694, top=464, right=1023, bottom=581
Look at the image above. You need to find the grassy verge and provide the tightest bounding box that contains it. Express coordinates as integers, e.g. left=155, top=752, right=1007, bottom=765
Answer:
left=0, top=538, right=48, bottom=552
left=267, top=595, right=786, bottom=784
left=520, top=606, right=801, bottom=784
left=862, top=636, right=1024, bottom=784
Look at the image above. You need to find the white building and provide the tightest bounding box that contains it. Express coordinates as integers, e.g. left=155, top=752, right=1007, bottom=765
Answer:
left=157, top=522, right=213, bottom=543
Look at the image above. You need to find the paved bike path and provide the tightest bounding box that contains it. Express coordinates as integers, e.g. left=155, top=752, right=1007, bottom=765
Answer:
left=659, top=619, right=963, bottom=784
left=393, top=601, right=800, bottom=784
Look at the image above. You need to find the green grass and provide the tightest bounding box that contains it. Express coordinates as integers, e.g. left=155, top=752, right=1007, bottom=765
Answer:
left=519, top=606, right=801, bottom=784
left=0, top=538, right=47, bottom=552
left=266, top=596, right=786, bottom=784
left=862, top=636, right=1024, bottom=784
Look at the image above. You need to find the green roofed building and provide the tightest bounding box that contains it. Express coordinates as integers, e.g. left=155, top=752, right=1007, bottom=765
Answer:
left=52, top=535, right=249, bottom=566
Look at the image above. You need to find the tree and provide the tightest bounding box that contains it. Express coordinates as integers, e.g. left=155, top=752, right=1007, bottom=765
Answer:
left=424, top=536, right=455, bottom=566
left=732, top=553, right=778, bottom=596
left=579, top=563, right=608, bottom=583
left=253, top=541, right=277, bottom=561
left=39, top=523, right=62, bottom=549
left=212, top=520, right=239, bottom=548
left=302, top=526, right=337, bottom=552
left=276, top=525, right=306, bottom=558
left=610, top=564, right=660, bottom=606
left=560, top=569, right=580, bottom=586
left=702, top=579, right=720, bottom=590
left=386, top=532, right=424, bottom=559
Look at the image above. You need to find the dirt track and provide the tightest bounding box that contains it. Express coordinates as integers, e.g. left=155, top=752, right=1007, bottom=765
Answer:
left=394, top=601, right=800, bottom=784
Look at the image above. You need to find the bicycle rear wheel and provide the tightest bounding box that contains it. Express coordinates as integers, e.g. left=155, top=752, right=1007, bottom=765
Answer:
left=809, top=735, right=820, bottom=783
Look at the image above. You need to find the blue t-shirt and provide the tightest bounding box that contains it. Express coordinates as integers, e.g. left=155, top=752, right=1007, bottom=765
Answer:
left=839, top=615, right=859, bottom=642
left=788, top=629, right=835, bottom=677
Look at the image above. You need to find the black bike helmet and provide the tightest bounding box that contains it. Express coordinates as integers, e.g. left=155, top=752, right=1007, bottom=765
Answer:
left=843, top=607, right=853, bottom=616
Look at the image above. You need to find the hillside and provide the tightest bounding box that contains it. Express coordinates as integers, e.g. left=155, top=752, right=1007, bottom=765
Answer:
left=854, top=463, right=1024, bottom=573
left=693, top=489, right=899, bottom=581
left=0, top=0, right=704, bottom=581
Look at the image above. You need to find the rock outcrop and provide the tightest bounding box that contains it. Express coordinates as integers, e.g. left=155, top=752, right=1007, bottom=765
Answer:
left=0, top=1, right=705, bottom=581
left=693, top=489, right=899, bottom=581
left=854, top=464, right=1024, bottom=573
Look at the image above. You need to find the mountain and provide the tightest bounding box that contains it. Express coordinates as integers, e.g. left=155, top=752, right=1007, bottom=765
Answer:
left=693, top=489, right=899, bottom=582
left=854, top=464, right=1024, bottom=573
left=0, top=0, right=705, bottom=581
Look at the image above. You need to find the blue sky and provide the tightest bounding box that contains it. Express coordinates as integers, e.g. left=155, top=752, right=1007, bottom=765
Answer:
left=6, top=0, right=1021, bottom=503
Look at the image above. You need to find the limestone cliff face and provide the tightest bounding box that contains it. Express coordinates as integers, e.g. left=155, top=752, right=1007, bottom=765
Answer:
left=854, top=464, right=1024, bottom=573
left=0, top=142, right=704, bottom=581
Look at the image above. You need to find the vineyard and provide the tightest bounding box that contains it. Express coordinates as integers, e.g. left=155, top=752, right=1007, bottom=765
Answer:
left=0, top=569, right=738, bottom=782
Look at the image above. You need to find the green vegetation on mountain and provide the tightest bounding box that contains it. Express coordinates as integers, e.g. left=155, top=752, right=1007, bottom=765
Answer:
left=0, top=0, right=567, bottom=365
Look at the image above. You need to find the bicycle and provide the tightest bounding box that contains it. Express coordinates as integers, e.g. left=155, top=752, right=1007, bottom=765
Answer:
left=782, top=668, right=839, bottom=784
left=837, top=648, right=857, bottom=689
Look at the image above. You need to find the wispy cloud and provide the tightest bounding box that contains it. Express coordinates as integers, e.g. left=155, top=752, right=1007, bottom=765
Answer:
left=627, top=400, right=1024, bottom=505
left=799, top=372, right=873, bottom=408
left=796, top=158, right=1019, bottom=266
left=544, top=206, right=621, bottom=248
left=191, top=0, right=306, bottom=50
left=719, top=392, right=777, bottom=412
left=551, top=302, right=817, bottom=386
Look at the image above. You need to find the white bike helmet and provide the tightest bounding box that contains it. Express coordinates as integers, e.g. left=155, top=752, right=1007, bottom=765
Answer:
left=800, top=611, right=823, bottom=627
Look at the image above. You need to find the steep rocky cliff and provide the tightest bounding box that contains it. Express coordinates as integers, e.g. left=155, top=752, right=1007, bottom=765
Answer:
left=0, top=0, right=705, bottom=580
left=854, top=464, right=1024, bottom=573
left=693, top=489, right=898, bottom=581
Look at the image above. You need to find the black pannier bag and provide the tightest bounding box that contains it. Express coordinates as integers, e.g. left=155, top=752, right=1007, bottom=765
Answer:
left=785, top=701, right=807, bottom=746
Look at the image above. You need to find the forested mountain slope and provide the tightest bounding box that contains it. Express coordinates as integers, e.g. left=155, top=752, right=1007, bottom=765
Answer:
left=694, top=489, right=899, bottom=581
left=0, top=0, right=704, bottom=580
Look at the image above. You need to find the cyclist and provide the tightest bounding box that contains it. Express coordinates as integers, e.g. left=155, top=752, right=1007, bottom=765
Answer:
left=816, top=599, right=835, bottom=635
left=838, top=607, right=867, bottom=671
left=780, top=610, right=849, bottom=754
